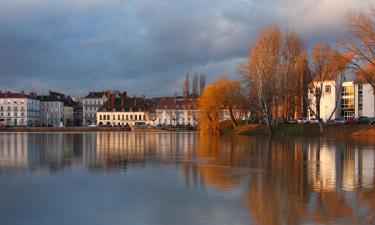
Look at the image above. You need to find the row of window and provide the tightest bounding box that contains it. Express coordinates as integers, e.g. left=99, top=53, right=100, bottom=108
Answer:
left=0, top=112, right=25, bottom=117
left=84, top=100, right=104, bottom=105
left=99, top=114, right=146, bottom=121
left=0, top=106, right=25, bottom=111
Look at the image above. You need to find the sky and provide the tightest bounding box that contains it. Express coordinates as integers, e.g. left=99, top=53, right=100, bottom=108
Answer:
left=0, top=0, right=371, bottom=97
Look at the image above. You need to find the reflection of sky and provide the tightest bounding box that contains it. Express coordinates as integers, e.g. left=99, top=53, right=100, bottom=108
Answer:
left=0, top=133, right=375, bottom=224
left=0, top=166, right=248, bottom=225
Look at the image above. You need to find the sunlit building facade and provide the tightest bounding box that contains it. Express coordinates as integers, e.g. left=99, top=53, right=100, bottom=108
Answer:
left=0, top=91, right=41, bottom=127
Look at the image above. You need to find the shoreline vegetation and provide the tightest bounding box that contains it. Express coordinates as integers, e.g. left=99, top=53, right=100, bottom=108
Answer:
left=232, top=123, right=375, bottom=138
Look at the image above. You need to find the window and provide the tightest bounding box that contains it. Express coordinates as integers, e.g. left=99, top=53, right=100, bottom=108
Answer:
left=341, top=98, right=354, bottom=109
left=126, top=115, right=128, bottom=120
left=325, top=85, right=331, bottom=93
left=100, top=115, right=102, bottom=120
left=113, top=115, right=116, bottom=120
left=130, top=115, right=133, bottom=120
left=342, top=86, right=354, bottom=96
left=122, top=115, right=124, bottom=120
left=135, top=115, right=138, bottom=120
left=358, top=84, right=363, bottom=116
left=118, top=115, right=120, bottom=120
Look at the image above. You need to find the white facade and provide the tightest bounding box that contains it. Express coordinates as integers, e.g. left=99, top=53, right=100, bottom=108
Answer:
left=0, top=93, right=41, bottom=127
left=40, top=101, right=64, bottom=127
left=308, top=72, right=375, bottom=121
left=155, top=109, right=198, bottom=126
left=97, top=111, right=147, bottom=127
left=82, top=94, right=107, bottom=126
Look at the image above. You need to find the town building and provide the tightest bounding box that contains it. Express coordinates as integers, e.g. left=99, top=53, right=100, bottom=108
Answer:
left=154, top=96, right=198, bottom=127
left=0, top=91, right=41, bottom=127
left=63, top=102, right=74, bottom=127
left=38, top=93, right=64, bottom=127
left=308, top=71, right=375, bottom=121
left=96, top=92, right=150, bottom=127
left=82, top=91, right=109, bottom=126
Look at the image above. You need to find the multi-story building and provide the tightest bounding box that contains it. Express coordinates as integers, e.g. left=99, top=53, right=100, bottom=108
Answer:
left=82, top=92, right=109, bottom=126
left=308, top=71, right=375, bottom=121
left=0, top=91, right=41, bottom=127
left=96, top=93, right=150, bottom=127
left=154, top=97, right=198, bottom=127
left=63, top=102, right=74, bottom=127
left=38, top=94, right=64, bottom=127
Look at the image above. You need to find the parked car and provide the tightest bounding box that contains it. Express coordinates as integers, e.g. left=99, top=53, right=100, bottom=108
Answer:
left=297, top=117, right=308, bottom=124
left=356, top=116, right=372, bottom=125
left=273, top=118, right=285, bottom=125
left=288, top=118, right=297, bottom=124
left=328, top=118, right=346, bottom=125
left=309, top=118, right=319, bottom=124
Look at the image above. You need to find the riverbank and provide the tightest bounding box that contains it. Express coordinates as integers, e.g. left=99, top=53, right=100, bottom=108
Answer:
left=234, top=124, right=375, bottom=138
left=0, top=127, right=196, bottom=133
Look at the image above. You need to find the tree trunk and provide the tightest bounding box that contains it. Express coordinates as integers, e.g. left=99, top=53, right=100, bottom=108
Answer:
left=228, top=107, right=238, bottom=128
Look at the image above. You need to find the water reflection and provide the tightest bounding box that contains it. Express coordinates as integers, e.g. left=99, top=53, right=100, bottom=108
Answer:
left=0, top=132, right=375, bottom=225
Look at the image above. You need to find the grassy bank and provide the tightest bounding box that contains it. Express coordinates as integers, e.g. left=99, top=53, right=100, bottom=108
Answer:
left=233, top=123, right=375, bottom=138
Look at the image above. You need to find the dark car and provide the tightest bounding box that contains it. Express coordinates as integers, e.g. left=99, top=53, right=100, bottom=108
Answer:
left=273, top=118, right=285, bottom=125
left=288, top=118, right=297, bottom=124
left=328, top=118, right=346, bottom=125
left=356, top=116, right=372, bottom=124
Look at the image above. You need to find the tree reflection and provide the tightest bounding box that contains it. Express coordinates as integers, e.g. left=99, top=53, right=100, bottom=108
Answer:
left=191, top=136, right=375, bottom=225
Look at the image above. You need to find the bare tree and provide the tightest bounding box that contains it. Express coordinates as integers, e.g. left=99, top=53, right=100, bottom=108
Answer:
left=242, top=26, right=281, bottom=134
left=199, top=74, right=206, bottom=95
left=183, top=73, right=190, bottom=98
left=342, top=8, right=375, bottom=88
left=306, top=44, right=350, bottom=133
left=279, top=31, right=304, bottom=119
left=145, top=108, right=157, bottom=125
left=192, top=73, right=199, bottom=98
left=167, top=109, right=182, bottom=126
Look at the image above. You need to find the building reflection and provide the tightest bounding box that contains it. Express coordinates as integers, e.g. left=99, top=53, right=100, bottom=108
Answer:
left=0, top=133, right=81, bottom=171
left=185, top=136, right=375, bottom=225
left=0, top=133, right=375, bottom=224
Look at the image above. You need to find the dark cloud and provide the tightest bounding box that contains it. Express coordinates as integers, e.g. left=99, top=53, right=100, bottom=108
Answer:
left=0, top=0, right=369, bottom=97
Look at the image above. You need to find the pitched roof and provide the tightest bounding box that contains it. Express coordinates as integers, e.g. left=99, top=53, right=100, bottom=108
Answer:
left=98, top=95, right=149, bottom=112
left=154, top=97, right=197, bottom=110
left=37, top=95, right=63, bottom=102
left=0, top=92, right=30, bottom=99
left=84, top=91, right=107, bottom=99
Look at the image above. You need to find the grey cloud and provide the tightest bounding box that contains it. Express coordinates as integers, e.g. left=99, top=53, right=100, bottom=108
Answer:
left=0, top=0, right=369, bottom=96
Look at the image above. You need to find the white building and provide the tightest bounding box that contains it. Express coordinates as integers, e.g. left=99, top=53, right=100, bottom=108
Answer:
left=96, top=93, right=150, bottom=127
left=308, top=71, right=375, bottom=121
left=154, top=97, right=198, bottom=127
left=0, top=91, right=41, bottom=127
left=82, top=92, right=109, bottom=126
left=38, top=95, right=64, bottom=127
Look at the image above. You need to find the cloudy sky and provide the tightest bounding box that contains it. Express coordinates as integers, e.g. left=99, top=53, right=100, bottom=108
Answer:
left=0, top=0, right=370, bottom=97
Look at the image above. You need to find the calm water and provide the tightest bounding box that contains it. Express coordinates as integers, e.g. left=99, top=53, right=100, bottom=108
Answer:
left=0, top=132, right=375, bottom=225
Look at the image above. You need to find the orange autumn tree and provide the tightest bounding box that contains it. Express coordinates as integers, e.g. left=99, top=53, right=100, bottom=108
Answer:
left=198, top=77, right=248, bottom=135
